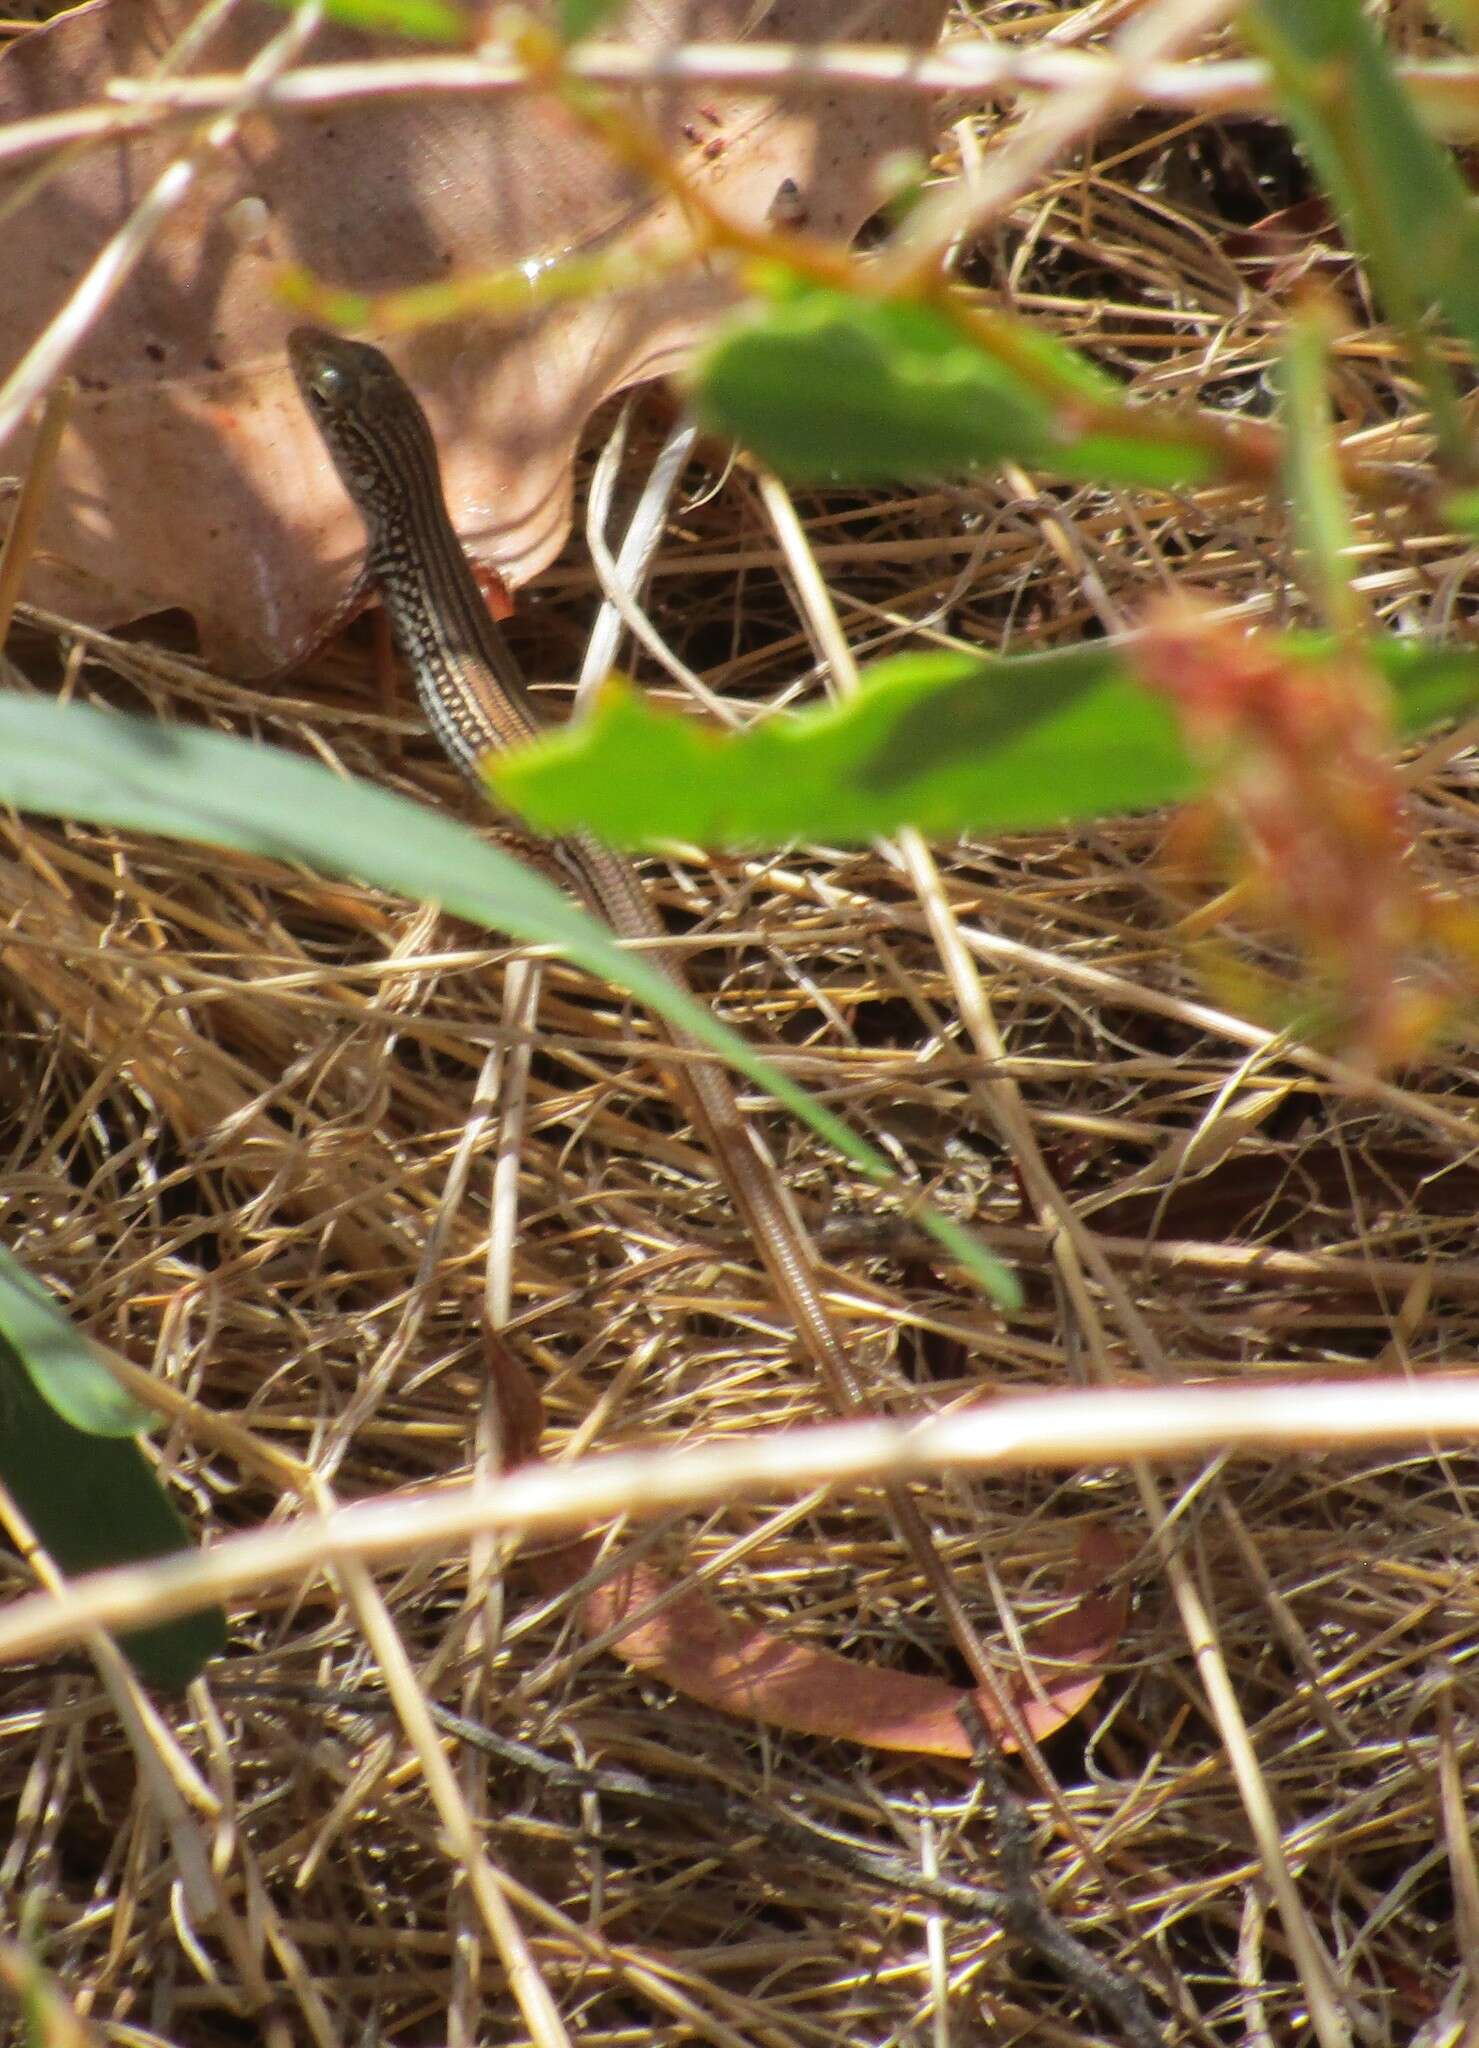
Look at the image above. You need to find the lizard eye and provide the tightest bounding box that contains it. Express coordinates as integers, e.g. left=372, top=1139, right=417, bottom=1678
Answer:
left=306, top=359, right=348, bottom=409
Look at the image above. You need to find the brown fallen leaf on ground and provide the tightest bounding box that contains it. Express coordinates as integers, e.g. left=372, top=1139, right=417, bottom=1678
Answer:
left=0, top=0, right=945, bottom=672
left=535, top=1519, right=1129, bottom=1756
left=478, top=1207, right=1127, bottom=1759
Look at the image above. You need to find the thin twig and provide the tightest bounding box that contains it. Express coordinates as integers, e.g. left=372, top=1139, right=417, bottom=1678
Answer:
left=961, top=1699, right=1163, bottom=2048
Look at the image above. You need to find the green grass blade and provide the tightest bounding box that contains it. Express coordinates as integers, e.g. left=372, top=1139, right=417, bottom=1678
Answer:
left=1246, top=0, right=1479, bottom=472
left=0, top=695, right=1016, bottom=1308
left=1279, top=308, right=1363, bottom=638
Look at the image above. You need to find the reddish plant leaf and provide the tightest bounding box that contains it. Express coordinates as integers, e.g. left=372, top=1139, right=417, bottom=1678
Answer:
left=536, top=1520, right=1129, bottom=1756
left=1134, top=598, right=1479, bottom=1065
left=0, top=0, right=944, bottom=671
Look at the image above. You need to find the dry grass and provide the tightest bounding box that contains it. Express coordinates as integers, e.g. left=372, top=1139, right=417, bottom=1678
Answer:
left=4, top=1, right=1479, bottom=2043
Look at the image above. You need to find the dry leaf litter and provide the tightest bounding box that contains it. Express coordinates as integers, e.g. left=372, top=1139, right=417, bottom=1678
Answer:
left=2, top=2, right=1479, bottom=2044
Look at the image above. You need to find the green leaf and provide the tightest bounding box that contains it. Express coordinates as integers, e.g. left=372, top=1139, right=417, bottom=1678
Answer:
left=0, top=1245, right=151, bottom=1436
left=1443, top=486, right=1479, bottom=534
left=0, top=695, right=1015, bottom=1308
left=0, top=1245, right=224, bottom=1684
left=276, top=0, right=467, bottom=37
left=1246, top=0, right=1479, bottom=470
left=493, top=639, right=1479, bottom=847
left=1377, top=640, right=1479, bottom=729
left=557, top=0, right=623, bottom=34
left=0, top=1336, right=226, bottom=1688
left=693, top=283, right=1218, bottom=490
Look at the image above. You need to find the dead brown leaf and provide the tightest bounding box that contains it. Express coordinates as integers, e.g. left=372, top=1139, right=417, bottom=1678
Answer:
left=480, top=1291, right=1127, bottom=1758
left=537, top=1520, right=1130, bottom=1757
left=0, top=0, right=944, bottom=670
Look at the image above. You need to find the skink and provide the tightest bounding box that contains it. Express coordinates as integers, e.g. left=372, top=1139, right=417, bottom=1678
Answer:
left=288, top=327, right=999, bottom=1684
left=288, top=327, right=870, bottom=1417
